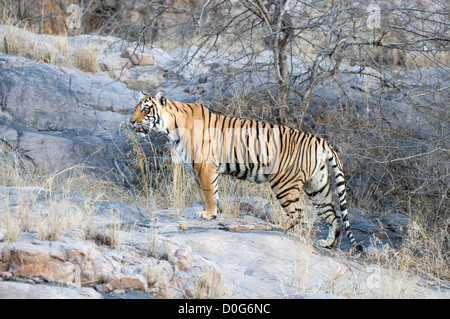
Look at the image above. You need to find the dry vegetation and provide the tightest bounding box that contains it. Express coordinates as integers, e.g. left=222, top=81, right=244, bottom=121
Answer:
left=0, top=13, right=99, bottom=73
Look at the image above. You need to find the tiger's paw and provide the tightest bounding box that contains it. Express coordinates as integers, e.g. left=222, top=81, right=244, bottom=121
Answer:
left=195, top=210, right=217, bottom=220
left=278, top=213, right=300, bottom=231
left=316, top=239, right=334, bottom=249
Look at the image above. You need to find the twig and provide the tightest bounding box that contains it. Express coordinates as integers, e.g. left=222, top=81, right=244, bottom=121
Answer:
left=114, top=158, right=130, bottom=186
left=374, top=148, right=445, bottom=164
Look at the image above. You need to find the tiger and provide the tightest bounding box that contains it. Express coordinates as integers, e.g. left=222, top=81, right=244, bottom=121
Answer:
left=129, top=90, right=362, bottom=251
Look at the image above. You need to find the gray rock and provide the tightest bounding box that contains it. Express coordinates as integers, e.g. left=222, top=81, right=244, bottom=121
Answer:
left=1, top=186, right=449, bottom=299
left=381, top=213, right=410, bottom=234
left=0, top=185, right=228, bottom=299
left=0, top=54, right=140, bottom=175
left=0, top=281, right=102, bottom=299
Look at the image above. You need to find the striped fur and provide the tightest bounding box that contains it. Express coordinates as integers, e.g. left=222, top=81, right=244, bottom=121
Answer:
left=130, top=91, right=362, bottom=250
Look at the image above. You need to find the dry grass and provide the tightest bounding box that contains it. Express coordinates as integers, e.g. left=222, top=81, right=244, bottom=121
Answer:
left=72, top=44, right=99, bottom=74
left=314, top=95, right=448, bottom=283
left=0, top=146, right=100, bottom=243
left=0, top=15, right=99, bottom=74
left=0, top=191, right=96, bottom=243
left=2, top=201, right=19, bottom=243
left=366, top=216, right=449, bottom=282
left=0, top=23, right=55, bottom=64
left=51, top=34, right=68, bottom=57
left=193, top=268, right=216, bottom=299
left=97, top=213, right=127, bottom=249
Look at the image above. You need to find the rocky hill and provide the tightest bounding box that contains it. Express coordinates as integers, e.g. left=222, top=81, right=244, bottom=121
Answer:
left=0, top=29, right=448, bottom=299
left=0, top=186, right=448, bottom=299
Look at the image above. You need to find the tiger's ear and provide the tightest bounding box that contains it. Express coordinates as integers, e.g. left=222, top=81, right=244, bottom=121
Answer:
left=154, top=90, right=167, bottom=106
left=141, top=91, right=151, bottom=98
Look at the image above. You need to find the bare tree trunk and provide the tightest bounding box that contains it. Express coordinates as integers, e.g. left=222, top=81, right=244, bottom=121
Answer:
left=273, top=32, right=289, bottom=125
left=240, top=0, right=291, bottom=125
left=271, top=0, right=290, bottom=125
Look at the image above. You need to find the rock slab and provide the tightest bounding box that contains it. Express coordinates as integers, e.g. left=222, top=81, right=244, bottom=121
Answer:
left=0, top=54, right=140, bottom=175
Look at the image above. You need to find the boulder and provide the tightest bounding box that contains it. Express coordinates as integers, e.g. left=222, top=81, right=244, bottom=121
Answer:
left=0, top=127, right=18, bottom=148
left=0, top=54, right=140, bottom=175
left=121, top=48, right=154, bottom=66
left=1, top=240, right=114, bottom=286
left=18, top=132, right=75, bottom=172
left=0, top=185, right=228, bottom=299
left=98, top=55, right=131, bottom=72
left=0, top=281, right=102, bottom=299
left=0, top=186, right=448, bottom=299
left=0, top=235, right=226, bottom=298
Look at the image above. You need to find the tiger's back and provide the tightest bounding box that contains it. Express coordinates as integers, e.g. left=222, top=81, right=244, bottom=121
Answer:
left=183, top=106, right=321, bottom=184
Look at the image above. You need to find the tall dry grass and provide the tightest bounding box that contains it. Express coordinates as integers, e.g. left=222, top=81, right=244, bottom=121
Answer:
left=0, top=146, right=102, bottom=243
left=72, top=43, right=99, bottom=73
left=0, top=14, right=99, bottom=74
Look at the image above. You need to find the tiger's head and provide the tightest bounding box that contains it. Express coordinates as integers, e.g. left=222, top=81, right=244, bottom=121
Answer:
left=130, top=90, right=167, bottom=137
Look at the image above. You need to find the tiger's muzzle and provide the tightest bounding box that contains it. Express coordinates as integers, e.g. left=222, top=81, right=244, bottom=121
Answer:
left=130, top=120, right=150, bottom=137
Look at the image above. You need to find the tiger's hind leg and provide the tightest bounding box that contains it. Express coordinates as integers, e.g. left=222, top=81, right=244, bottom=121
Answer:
left=279, top=206, right=302, bottom=231
left=304, top=163, right=342, bottom=248
left=269, top=180, right=303, bottom=231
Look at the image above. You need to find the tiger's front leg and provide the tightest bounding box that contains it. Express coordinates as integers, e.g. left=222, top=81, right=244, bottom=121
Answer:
left=194, top=164, right=219, bottom=220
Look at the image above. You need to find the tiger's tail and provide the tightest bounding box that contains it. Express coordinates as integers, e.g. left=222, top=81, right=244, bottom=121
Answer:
left=326, top=145, right=363, bottom=251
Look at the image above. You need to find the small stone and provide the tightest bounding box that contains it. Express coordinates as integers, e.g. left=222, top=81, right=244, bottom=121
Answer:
left=174, top=246, right=193, bottom=271
left=130, top=53, right=154, bottom=66
left=0, top=271, right=13, bottom=281
left=105, top=283, right=114, bottom=293
left=121, top=48, right=154, bottom=66
left=119, top=275, right=148, bottom=292
left=93, top=284, right=107, bottom=292
left=112, top=288, right=126, bottom=294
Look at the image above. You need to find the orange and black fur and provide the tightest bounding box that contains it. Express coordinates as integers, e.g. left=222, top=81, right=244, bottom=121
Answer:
left=130, top=91, right=362, bottom=250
